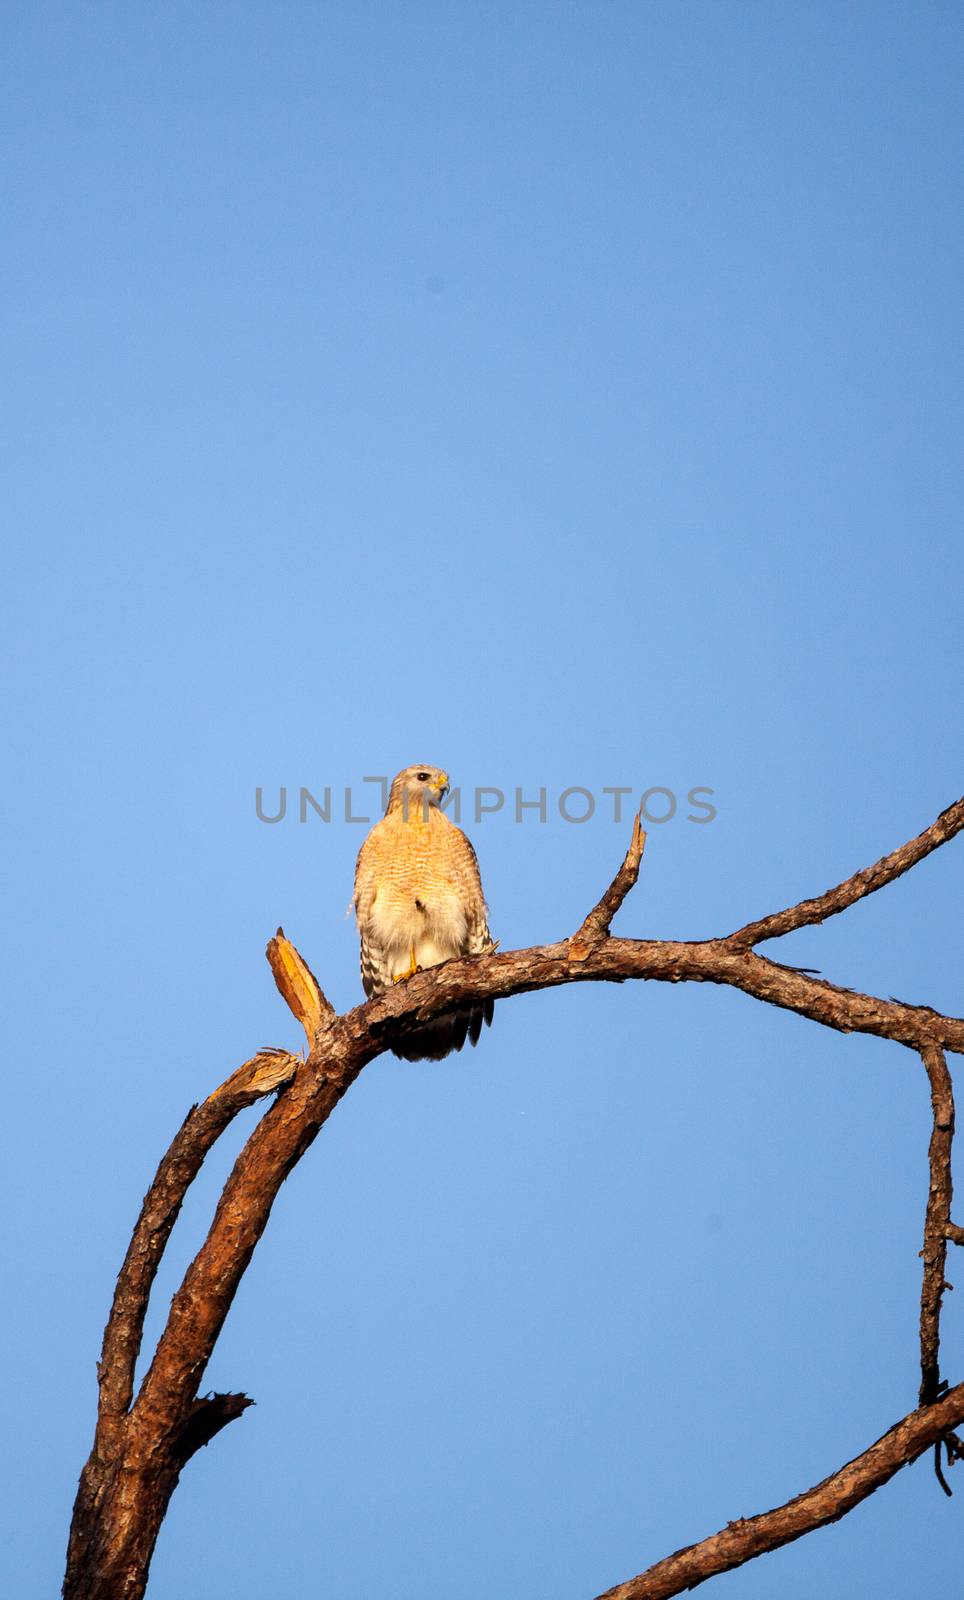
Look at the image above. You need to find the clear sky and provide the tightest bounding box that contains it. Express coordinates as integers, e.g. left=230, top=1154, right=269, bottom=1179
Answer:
left=3, top=4, right=963, bottom=1597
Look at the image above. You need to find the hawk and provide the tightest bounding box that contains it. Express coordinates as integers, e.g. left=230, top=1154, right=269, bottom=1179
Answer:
left=353, top=764, right=495, bottom=1061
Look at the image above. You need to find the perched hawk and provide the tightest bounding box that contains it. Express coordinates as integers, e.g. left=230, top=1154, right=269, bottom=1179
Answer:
left=354, top=764, right=495, bottom=1061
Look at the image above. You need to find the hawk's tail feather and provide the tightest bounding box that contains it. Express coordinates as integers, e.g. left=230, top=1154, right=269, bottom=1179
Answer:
left=391, top=1002, right=494, bottom=1063
left=467, top=997, right=495, bottom=1047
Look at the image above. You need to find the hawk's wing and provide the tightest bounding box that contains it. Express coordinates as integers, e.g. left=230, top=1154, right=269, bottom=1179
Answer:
left=448, top=824, right=494, bottom=956
left=353, top=819, right=393, bottom=998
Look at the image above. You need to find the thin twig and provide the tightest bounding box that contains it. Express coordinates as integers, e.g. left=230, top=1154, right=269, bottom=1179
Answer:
left=727, top=794, right=964, bottom=949
left=934, top=1441, right=952, bottom=1496
left=592, top=1382, right=964, bottom=1600
left=919, top=1044, right=955, bottom=1407
left=571, top=813, right=647, bottom=952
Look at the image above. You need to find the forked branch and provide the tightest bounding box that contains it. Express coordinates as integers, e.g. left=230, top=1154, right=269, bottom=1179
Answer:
left=95, top=1048, right=299, bottom=1428
left=64, top=793, right=964, bottom=1600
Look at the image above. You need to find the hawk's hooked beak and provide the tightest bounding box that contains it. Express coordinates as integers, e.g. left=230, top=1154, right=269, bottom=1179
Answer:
left=434, top=775, right=450, bottom=800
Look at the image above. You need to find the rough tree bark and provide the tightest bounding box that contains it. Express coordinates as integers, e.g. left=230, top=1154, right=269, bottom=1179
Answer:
left=63, top=797, right=964, bottom=1600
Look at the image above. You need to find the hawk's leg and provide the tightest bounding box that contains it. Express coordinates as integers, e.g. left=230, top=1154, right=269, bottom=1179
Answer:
left=392, top=944, right=422, bottom=984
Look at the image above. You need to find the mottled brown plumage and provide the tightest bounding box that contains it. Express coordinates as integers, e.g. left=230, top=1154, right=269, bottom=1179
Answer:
left=353, top=765, right=494, bottom=1060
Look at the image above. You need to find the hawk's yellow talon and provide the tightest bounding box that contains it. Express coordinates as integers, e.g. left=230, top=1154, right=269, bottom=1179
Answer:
left=392, top=944, right=422, bottom=983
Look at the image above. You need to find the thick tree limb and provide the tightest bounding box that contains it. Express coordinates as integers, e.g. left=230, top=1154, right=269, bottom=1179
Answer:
left=727, top=793, right=964, bottom=949
left=361, top=939, right=964, bottom=1056
left=592, top=1383, right=964, bottom=1600
left=63, top=792, right=964, bottom=1600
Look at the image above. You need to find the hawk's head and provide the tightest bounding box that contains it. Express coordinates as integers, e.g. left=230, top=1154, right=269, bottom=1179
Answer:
left=387, top=764, right=450, bottom=817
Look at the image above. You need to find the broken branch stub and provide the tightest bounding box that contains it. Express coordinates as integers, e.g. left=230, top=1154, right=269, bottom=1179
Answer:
left=266, top=928, right=334, bottom=1045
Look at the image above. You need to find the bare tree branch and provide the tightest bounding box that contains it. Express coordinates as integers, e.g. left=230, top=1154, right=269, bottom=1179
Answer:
left=174, top=1392, right=255, bottom=1465
left=727, top=794, right=964, bottom=949
left=919, top=1045, right=955, bottom=1407
left=571, top=812, right=647, bottom=952
left=96, top=1049, right=299, bottom=1428
left=67, top=1049, right=298, bottom=1594
left=63, top=794, right=964, bottom=1600
left=265, top=928, right=335, bottom=1042
left=362, top=939, right=964, bottom=1056
left=592, top=1382, right=964, bottom=1600
left=134, top=1039, right=361, bottom=1433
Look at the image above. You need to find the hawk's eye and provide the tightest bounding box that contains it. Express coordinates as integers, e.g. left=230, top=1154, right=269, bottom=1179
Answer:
left=416, top=771, right=430, bottom=781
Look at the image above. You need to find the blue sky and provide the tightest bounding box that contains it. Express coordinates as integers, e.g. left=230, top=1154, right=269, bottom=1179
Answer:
left=3, top=4, right=963, bottom=1596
